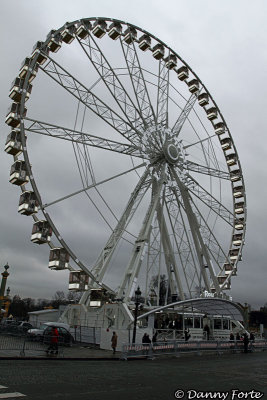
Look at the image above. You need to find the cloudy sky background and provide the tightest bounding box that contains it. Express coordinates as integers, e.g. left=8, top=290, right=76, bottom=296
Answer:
left=0, top=0, right=267, bottom=309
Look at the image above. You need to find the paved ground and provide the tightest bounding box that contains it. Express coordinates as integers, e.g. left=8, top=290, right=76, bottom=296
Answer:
left=0, top=351, right=266, bottom=399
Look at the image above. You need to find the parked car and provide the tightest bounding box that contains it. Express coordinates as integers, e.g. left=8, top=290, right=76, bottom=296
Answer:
left=43, top=326, right=75, bottom=346
left=27, top=322, right=72, bottom=344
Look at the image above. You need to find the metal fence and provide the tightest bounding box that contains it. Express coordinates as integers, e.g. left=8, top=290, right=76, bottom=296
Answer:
left=121, top=340, right=267, bottom=360
left=0, top=334, right=64, bottom=357
left=69, top=326, right=101, bottom=344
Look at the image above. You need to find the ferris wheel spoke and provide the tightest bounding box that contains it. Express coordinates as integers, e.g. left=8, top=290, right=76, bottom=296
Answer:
left=156, top=59, right=170, bottom=127
left=77, top=34, right=144, bottom=132
left=166, top=190, right=202, bottom=297
left=184, top=134, right=217, bottom=150
left=120, top=39, right=156, bottom=126
left=156, top=200, right=185, bottom=300
left=40, top=57, right=140, bottom=145
left=88, top=165, right=152, bottom=288
left=24, top=117, right=143, bottom=158
left=186, top=174, right=234, bottom=226
left=189, top=196, right=230, bottom=267
left=170, top=167, right=221, bottom=294
left=186, top=161, right=230, bottom=180
left=171, top=92, right=199, bottom=138
left=117, top=164, right=167, bottom=301
left=42, top=162, right=146, bottom=209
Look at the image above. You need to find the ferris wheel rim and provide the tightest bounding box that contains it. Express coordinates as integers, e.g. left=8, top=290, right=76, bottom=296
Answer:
left=6, top=17, right=246, bottom=300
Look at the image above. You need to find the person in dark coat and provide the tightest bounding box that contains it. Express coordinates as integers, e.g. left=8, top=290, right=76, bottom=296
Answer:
left=203, top=324, right=210, bottom=340
left=236, top=332, right=241, bottom=341
left=184, top=328, right=191, bottom=342
left=229, top=332, right=235, bottom=341
left=111, top=331, right=118, bottom=354
left=142, top=333, right=151, bottom=344
left=243, top=333, right=249, bottom=353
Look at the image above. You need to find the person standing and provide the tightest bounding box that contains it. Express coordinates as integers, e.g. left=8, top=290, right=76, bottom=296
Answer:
left=243, top=333, right=249, bottom=353
left=111, top=331, right=118, bottom=354
left=47, top=326, right=59, bottom=355
left=184, top=328, right=191, bottom=342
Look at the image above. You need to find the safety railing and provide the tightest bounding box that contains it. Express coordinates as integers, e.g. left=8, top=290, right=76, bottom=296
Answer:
left=121, top=340, right=267, bottom=360
left=0, top=334, right=65, bottom=357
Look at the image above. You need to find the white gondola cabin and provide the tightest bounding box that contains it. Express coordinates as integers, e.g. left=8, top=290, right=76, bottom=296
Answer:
left=31, top=221, right=52, bottom=244
left=232, top=233, right=243, bottom=246
left=9, top=78, right=32, bottom=103
left=152, top=43, right=165, bottom=60
left=9, top=160, right=29, bottom=186
left=18, top=191, right=38, bottom=215
left=138, top=34, right=151, bottom=51
left=234, top=201, right=244, bottom=215
left=108, top=22, right=122, bottom=40
left=225, top=153, right=237, bottom=166
left=31, top=41, right=49, bottom=65
left=206, top=107, right=218, bottom=120
left=224, top=263, right=234, bottom=275
left=61, top=22, right=77, bottom=44
left=123, top=26, right=137, bottom=44
left=92, top=19, right=107, bottom=38
left=230, top=169, right=241, bottom=182
left=177, top=66, right=189, bottom=81
left=234, top=218, right=244, bottom=230
left=220, top=138, right=231, bottom=151
left=49, top=248, right=69, bottom=270
left=46, top=30, right=62, bottom=53
left=5, top=130, right=23, bottom=156
left=18, top=58, right=38, bottom=82
left=229, top=249, right=239, bottom=261
left=233, top=185, right=244, bottom=198
left=198, top=93, right=209, bottom=106
left=89, top=288, right=107, bottom=307
left=5, top=103, right=27, bottom=128
left=218, top=276, right=228, bottom=285
left=69, top=271, right=89, bottom=291
left=214, top=122, right=225, bottom=135
left=76, top=20, right=91, bottom=39
left=188, top=79, right=199, bottom=93
left=165, top=54, right=177, bottom=69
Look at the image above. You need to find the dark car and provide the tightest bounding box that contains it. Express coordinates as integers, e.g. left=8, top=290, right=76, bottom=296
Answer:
left=7, top=321, right=33, bottom=334
left=43, top=326, right=74, bottom=346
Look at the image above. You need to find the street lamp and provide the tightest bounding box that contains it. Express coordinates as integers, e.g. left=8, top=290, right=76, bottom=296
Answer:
left=132, top=286, right=141, bottom=344
left=0, top=264, right=10, bottom=319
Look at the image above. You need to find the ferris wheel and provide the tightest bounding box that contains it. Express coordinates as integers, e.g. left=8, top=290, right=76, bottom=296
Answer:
left=5, top=17, right=246, bottom=306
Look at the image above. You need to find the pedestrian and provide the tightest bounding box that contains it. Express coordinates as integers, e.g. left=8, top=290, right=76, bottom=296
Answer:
left=184, top=328, right=191, bottom=342
left=229, top=332, right=235, bottom=341
left=46, top=326, right=59, bottom=355
left=203, top=324, right=210, bottom=340
left=249, top=332, right=255, bottom=341
left=142, top=333, right=151, bottom=344
left=243, top=333, right=249, bottom=353
left=236, top=332, right=241, bottom=341
left=111, top=331, right=118, bottom=354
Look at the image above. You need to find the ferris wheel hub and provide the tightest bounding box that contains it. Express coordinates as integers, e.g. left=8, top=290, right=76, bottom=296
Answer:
left=163, top=141, right=179, bottom=164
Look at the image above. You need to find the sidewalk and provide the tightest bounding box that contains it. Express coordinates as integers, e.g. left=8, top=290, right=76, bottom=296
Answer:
left=0, top=343, right=121, bottom=360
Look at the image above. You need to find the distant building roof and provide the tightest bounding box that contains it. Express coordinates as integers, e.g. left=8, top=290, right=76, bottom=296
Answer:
left=28, top=309, right=59, bottom=315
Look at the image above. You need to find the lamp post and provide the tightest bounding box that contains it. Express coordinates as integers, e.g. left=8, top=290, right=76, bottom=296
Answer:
left=0, top=264, right=10, bottom=319
left=132, top=286, right=141, bottom=344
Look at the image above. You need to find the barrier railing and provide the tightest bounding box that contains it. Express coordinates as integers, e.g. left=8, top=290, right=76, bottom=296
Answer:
left=0, top=334, right=65, bottom=357
left=121, top=340, right=267, bottom=360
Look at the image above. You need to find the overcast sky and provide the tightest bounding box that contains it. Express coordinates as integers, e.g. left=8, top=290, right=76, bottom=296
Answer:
left=0, top=0, right=267, bottom=309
